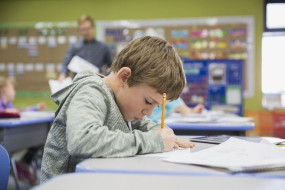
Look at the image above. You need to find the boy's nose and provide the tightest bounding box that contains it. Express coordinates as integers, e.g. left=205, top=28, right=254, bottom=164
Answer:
left=142, top=108, right=154, bottom=117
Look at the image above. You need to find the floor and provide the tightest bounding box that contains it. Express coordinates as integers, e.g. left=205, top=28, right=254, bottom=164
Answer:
left=7, top=177, right=36, bottom=190
left=7, top=150, right=41, bottom=190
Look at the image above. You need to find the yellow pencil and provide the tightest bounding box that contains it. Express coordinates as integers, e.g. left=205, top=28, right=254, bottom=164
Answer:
left=161, top=93, right=166, bottom=129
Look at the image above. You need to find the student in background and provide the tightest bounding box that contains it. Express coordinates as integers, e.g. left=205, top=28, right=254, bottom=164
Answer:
left=41, top=36, right=195, bottom=183
left=0, top=77, right=45, bottom=112
left=58, top=15, right=112, bottom=81
left=148, top=97, right=204, bottom=123
left=0, top=76, right=45, bottom=184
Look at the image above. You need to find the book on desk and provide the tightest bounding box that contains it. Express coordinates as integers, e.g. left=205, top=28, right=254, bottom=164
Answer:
left=0, top=111, right=20, bottom=119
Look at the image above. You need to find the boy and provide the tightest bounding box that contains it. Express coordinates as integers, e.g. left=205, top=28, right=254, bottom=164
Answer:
left=41, top=36, right=194, bottom=183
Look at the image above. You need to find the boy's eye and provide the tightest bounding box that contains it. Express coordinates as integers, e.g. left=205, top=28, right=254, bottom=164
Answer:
left=145, top=99, right=152, bottom=105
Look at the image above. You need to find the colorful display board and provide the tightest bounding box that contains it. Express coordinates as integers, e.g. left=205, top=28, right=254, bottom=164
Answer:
left=181, top=59, right=243, bottom=116
left=97, top=17, right=254, bottom=97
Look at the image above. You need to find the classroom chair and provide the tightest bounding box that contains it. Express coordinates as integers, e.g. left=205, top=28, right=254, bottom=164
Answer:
left=0, top=144, right=10, bottom=190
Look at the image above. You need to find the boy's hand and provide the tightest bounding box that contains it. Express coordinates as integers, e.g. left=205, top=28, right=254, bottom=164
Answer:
left=158, top=128, right=195, bottom=151
left=175, top=138, right=195, bottom=149
left=157, top=128, right=176, bottom=152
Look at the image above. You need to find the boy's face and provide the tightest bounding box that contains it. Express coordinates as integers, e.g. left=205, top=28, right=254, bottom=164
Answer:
left=115, top=83, right=162, bottom=122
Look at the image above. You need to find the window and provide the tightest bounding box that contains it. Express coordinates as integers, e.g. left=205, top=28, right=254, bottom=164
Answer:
left=264, top=0, right=285, bottom=32
left=262, top=32, right=285, bottom=108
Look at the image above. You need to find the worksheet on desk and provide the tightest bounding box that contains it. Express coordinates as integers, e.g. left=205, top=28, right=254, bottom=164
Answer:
left=163, top=137, right=285, bottom=172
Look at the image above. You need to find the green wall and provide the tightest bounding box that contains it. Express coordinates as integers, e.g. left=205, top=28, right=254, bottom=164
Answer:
left=0, top=0, right=263, bottom=111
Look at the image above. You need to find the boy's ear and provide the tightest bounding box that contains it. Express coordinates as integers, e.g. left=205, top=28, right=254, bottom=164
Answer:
left=117, top=67, right=132, bottom=87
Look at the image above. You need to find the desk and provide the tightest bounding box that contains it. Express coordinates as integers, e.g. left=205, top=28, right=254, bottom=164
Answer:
left=0, top=112, right=54, bottom=190
left=33, top=173, right=285, bottom=190
left=0, top=112, right=54, bottom=153
left=166, top=122, right=255, bottom=136
left=75, top=141, right=285, bottom=180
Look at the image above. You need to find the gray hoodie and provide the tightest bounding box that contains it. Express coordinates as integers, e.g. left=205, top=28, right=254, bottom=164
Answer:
left=40, top=71, right=164, bottom=183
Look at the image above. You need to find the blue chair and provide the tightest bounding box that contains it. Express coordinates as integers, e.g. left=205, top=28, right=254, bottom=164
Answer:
left=0, top=144, right=10, bottom=190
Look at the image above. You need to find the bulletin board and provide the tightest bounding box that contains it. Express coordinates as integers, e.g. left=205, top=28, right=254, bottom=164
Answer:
left=0, top=22, right=79, bottom=96
left=182, top=59, right=243, bottom=116
left=96, top=16, right=254, bottom=97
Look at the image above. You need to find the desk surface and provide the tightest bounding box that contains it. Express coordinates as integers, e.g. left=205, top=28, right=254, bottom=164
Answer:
left=0, top=111, right=54, bottom=127
left=76, top=141, right=285, bottom=180
left=34, top=172, right=285, bottom=190
left=0, top=111, right=54, bottom=153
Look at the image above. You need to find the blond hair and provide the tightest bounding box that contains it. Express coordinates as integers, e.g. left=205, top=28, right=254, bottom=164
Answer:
left=78, top=15, right=94, bottom=27
left=0, top=76, right=15, bottom=89
left=110, top=36, right=186, bottom=100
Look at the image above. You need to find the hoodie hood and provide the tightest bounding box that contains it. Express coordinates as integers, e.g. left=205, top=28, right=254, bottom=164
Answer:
left=51, top=71, right=107, bottom=116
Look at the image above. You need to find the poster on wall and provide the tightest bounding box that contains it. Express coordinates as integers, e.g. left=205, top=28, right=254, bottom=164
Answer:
left=182, top=59, right=243, bottom=115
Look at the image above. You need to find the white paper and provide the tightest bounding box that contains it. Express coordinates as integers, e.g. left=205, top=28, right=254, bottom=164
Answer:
left=16, top=63, right=24, bottom=74
left=38, top=36, right=46, bottom=45
left=137, top=148, right=191, bottom=158
left=68, top=36, right=77, bottom=44
left=0, top=63, right=5, bottom=71
left=9, top=37, right=17, bottom=45
left=68, top=56, right=99, bottom=73
left=215, top=117, right=253, bottom=123
left=57, top=36, right=66, bottom=44
left=1, top=37, right=7, bottom=48
left=226, top=87, right=241, bottom=104
left=1, top=37, right=7, bottom=44
left=18, top=37, right=28, bottom=49
left=164, top=111, right=251, bottom=123
left=48, top=36, right=57, bottom=48
left=35, top=63, right=44, bottom=71
left=25, top=63, right=34, bottom=72
left=46, top=63, right=55, bottom=72
left=29, top=36, right=37, bottom=44
left=164, top=137, right=285, bottom=172
left=165, top=116, right=213, bottom=123
left=20, top=111, right=54, bottom=118
left=262, top=136, right=285, bottom=144
left=7, top=63, right=14, bottom=71
left=49, top=77, right=73, bottom=94
left=262, top=137, right=285, bottom=150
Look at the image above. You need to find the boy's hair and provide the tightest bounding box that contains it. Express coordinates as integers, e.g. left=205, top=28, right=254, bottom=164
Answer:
left=78, top=15, right=94, bottom=27
left=110, top=36, right=186, bottom=101
left=0, top=76, right=15, bottom=89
